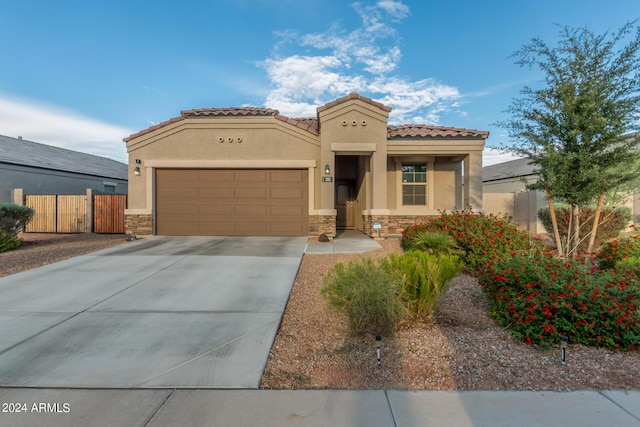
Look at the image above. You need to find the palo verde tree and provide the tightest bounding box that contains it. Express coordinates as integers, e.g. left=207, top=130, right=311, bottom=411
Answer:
left=497, top=22, right=640, bottom=259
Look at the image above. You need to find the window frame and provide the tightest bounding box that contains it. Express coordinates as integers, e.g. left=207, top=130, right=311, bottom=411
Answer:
left=394, top=157, right=435, bottom=212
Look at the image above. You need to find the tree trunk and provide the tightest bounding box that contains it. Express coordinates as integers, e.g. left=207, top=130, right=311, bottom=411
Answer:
left=585, top=192, right=605, bottom=264
left=570, top=204, right=580, bottom=259
left=546, top=188, right=564, bottom=258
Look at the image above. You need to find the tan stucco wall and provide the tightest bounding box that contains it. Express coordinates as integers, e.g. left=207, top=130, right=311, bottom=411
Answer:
left=319, top=100, right=389, bottom=214
left=126, top=117, right=320, bottom=212
left=433, top=159, right=460, bottom=210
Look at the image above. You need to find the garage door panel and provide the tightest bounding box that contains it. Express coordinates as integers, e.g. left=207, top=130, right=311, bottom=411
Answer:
left=199, top=205, right=232, bottom=215
left=271, top=188, right=304, bottom=199
left=198, top=188, right=232, bottom=198
left=198, top=170, right=234, bottom=182
left=271, top=205, right=304, bottom=215
left=234, top=205, right=268, bottom=215
left=270, top=222, right=306, bottom=234
left=234, top=170, right=268, bottom=181
left=235, top=188, right=268, bottom=199
left=156, top=169, right=308, bottom=236
left=270, top=170, right=304, bottom=182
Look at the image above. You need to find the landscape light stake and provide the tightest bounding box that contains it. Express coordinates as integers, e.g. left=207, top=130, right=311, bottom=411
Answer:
left=376, top=335, right=381, bottom=366
left=561, top=336, right=568, bottom=365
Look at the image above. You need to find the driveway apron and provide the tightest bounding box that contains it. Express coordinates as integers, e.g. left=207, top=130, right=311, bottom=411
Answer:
left=0, top=236, right=307, bottom=388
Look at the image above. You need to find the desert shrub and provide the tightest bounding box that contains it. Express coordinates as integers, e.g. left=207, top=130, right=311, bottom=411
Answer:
left=0, top=232, right=22, bottom=253
left=598, top=232, right=640, bottom=269
left=538, top=205, right=631, bottom=253
left=384, top=251, right=463, bottom=317
left=402, top=209, right=547, bottom=270
left=402, top=231, right=463, bottom=257
left=478, top=253, right=640, bottom=350
left=616, top=257, right=640, bottom=279
left=321, top=258, right=406, bottom=336
left=0, top=203, right=34, bottom=236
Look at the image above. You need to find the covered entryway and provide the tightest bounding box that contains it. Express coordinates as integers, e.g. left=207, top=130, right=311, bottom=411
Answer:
left=335, top=155, right=368, bottom=232
left=156, top=169, right=308, bottom=236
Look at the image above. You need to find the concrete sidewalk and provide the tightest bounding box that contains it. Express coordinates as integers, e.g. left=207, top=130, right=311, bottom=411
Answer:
left=305, top=229, right=383, bottom=253
left=0, top=388, right=638, bottom=426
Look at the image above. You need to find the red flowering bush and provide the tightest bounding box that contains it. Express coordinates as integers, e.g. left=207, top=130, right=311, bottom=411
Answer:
left=478, top=254, right=640, bottom=350
left=402, top=209, right=548, bottom=270
left=598, top=230, right=640, bottom=269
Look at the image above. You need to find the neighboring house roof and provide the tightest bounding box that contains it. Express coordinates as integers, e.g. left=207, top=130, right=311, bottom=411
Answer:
left=124, top=92, right=489, bottom=142
left=482, top=157, right=536, bottom=182
left=0, top=134, right=127, bottom=180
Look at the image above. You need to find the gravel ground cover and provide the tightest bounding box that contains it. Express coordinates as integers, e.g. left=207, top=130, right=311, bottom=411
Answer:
left=261, top=239, right=640, bottom=391
left=0, top=233, right=126, bottom=278
left=2, top=234, right=638, bottom=390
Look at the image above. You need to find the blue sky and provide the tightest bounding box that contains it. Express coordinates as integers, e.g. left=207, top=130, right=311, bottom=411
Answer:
left=1, top=0, right=639, bottom=164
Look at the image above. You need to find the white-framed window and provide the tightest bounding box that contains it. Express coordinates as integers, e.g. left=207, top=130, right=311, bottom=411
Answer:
left=402, top=163, right=427, bottom=205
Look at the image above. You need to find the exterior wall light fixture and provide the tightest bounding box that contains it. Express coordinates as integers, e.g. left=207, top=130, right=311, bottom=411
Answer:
left=324, top=164, right=331, bottom=175
left=134, top=166, right=141, bottom=176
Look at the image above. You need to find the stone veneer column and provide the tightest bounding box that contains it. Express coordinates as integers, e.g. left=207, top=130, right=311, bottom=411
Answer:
left=125, top=214, right=153, bottom=236
left=309, top=215, right=336, bottom=239
left=363, top=215, right=388, bottom=238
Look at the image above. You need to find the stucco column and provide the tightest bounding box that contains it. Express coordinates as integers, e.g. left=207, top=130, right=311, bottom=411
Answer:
left=371, top=148, right=387, bottom=211
left=463, top=151, right=483, bottom=211
left=319, top=151, right=335, bottom=211
left=11, top=188, right=24, bottom=205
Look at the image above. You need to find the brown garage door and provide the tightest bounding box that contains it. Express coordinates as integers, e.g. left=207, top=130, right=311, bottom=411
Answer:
left=156, top=169, right=308, bottom=236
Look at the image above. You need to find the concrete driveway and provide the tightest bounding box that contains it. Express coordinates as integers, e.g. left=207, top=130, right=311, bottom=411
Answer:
left=0, top=236, right=307, bottom=389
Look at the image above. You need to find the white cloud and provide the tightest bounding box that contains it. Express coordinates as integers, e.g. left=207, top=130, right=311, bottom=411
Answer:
left=376, top=0, right=410, bottom=20
left=0, top=96, right=131, bottom=163
left=261, top=1, right=460, bottom=125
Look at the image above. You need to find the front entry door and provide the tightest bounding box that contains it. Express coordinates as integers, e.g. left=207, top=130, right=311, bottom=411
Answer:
left=336, top=181, right=355, bottom=229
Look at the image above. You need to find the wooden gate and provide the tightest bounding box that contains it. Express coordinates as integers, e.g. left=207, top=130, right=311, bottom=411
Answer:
left=25, top=195, right=87, bottom=233
left=93, top=194, right=127, bottom=233
left=25, top=195, right=57, bottom=232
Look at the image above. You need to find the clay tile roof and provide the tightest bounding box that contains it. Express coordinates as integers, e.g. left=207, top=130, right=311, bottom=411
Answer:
left=181, top=107, right=279, bottom=117
left=124, top=108, right=284, bottom=142
left=317, top=92, right=392, bottom=113
left=275, top=116, right=319, bottom=135
left=124, top=116, right=185, bottom=142
left=387, top=124, right=489, bottom=139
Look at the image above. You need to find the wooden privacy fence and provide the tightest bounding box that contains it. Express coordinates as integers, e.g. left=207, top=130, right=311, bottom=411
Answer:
left=93, top=194, right=127, bottom=233
left=24, top=193, right=127, bottom=233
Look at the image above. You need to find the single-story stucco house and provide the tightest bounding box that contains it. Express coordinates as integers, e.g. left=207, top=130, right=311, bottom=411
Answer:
left=0, top=134, right=128, bottom=204
left=123, top=93, right=488, bottom=238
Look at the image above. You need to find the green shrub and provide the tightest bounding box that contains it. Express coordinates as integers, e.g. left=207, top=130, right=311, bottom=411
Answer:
left=598, top=231, right=640, bottom=269
left=402, top=209, right=547, bottom=270
left=615, top=256, right=640, bottom=279
left=321, top=258, right=406, bottom=336
left=478, top=254, right=640, bottom=350
left=538, top=205, right=631, bottom=253
left=0, top=203, right=34, bottom=236
left=402, top=231, right=463, bottom=257
left=384, top=251, right=463, bottom=317
left=0, top=232, right=22, bottom=253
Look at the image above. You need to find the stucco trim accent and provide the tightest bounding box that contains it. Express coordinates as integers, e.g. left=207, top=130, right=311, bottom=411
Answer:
left=330, top=143, right=377, bottom=153
left=312, top=209, right=338, bottom=215
left=362, top=209, right=390, bottom=215
left=125, top=209, right=152, bottom=215
left=145, top=160, right=316, bottom=168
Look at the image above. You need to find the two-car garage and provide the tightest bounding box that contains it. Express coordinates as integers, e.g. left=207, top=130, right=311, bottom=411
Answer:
left=155, top=169, right=308, bottom=236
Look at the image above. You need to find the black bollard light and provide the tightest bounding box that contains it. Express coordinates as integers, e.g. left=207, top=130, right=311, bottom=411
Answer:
left=561, top=335, right=568, bottom=365
left=376, top=335, right=381, bottom=366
